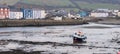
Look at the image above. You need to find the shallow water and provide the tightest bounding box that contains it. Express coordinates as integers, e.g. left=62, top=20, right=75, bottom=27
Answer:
left=0, top=23, right=120, bottom=54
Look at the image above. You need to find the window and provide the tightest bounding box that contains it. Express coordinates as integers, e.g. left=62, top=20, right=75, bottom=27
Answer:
left=5, top=8, right=7, bottom=10
left=5, top=12, right=8, bottom=14
left=1, top=8, right=3, bottom=10
left=1, top=12, right=3, bottom=14
left=6, top=16, right=8, bottom=18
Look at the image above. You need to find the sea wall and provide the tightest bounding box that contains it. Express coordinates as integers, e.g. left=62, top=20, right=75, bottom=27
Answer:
left=0, top=19, right=88, bottom=27
left=97, top=18, right=120, bottom=25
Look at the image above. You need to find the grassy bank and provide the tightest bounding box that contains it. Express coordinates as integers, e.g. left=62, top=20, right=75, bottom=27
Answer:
left=0, top=19, right=88, bottom=27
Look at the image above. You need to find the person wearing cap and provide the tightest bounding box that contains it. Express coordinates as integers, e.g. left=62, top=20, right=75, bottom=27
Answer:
left=78, top=31, right=83, bottom=36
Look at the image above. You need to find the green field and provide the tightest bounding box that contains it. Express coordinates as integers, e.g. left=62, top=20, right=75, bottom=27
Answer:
left=20, top=0, right=75, bottom=7
left=75, top=1, right=120, bottom=9
left=0, top=0, right=19, bottom=5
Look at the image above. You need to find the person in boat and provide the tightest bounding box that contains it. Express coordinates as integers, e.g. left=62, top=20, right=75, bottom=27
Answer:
left=74, top=31, right=83, bottom=37
left=78, top=31, right=83, bottom=35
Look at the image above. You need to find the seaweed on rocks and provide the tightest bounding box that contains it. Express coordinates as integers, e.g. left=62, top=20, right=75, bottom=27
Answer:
left=0, top=49, right=45, bottom=54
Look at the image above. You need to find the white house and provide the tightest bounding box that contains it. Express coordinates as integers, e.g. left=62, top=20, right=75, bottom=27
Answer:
left=68, top=13, right=74, bottom=18
left=90, top=12, right=109, bottom=17
left=33, top=9, right=47, bottom=19
left=96, top=9, right=111, bottom=12
left=117, top=12, right=120, bottom=17
left=40, top=10, right=47, bottom=19
left=68, top=13, right=81, bottom=19
left=111, top=10, right=119, bottom=16
left=9, top=11, right=23, bottom=19
left=53, top=16, right=62, bottom=20
left=113, top=10, right=119, bottom=12
left=33, top=9, right=41, bottom=19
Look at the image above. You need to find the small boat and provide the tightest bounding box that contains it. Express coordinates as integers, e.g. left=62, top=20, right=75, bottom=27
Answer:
left=72, top=31, right=87, bottom=43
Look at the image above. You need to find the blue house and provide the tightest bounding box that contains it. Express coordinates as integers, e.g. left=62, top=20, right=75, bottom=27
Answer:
left=21, top=8, right=33, bottom=19
left=79, top=11, right=89, bottom=17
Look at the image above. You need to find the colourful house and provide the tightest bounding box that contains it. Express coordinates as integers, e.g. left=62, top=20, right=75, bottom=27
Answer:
left=9, top=9, right=23, bottom=19
left=0, top=5, right=10, bottom=19
left=21, top=8, right=33, bottom=19
left=33, top=9, right=47, bottom=19
left=79, top=11, right=89, bottom=17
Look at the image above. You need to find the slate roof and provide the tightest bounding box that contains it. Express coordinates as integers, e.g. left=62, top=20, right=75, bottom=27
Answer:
left=0, top=4, right=9, bottom=8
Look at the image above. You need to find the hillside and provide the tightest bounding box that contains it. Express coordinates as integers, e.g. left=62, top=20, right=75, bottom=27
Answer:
left=74, top=0, right=120, bottom=9
left=0, top=0, right=19, bottom=5
left=1, top=0, right=120, bottom=10
left=74, top=1, right=120, bottom=9
left=18, top=0, right=120, bottom=9
left=76, top=0, right=120, bottom=5
left=20, top=0, right=75, bottom=7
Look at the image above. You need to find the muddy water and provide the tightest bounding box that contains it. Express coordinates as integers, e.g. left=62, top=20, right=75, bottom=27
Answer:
left=0, top=23, right=120, bottom=54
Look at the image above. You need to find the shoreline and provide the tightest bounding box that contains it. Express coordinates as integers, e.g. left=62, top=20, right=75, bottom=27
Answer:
left=97, top=18, right=120, bottom=25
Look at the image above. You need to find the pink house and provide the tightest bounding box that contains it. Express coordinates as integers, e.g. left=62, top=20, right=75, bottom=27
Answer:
left=0, top=5, right=9, bottom=19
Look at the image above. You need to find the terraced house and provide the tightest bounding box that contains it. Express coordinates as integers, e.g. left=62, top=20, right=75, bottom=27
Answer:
left=0, top=5, right=9, bottom=19
left=9, top=9, right=23, bottom=19
left=21, top=8, right=33, bottom=19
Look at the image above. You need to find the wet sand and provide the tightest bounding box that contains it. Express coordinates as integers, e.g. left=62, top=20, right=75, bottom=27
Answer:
left=0, top=40, right=118, bottom=54
left=0, top=24, right=119, bottom=54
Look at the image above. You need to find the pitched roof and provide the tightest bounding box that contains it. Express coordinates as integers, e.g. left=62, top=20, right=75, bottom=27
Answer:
left=0, top=4, right=9, bottom=8
left=10, top=9, right=21, bottom=12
